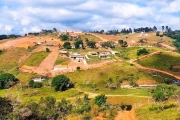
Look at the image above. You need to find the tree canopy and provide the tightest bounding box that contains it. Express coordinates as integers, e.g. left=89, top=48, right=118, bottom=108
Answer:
left=0, top=73, right=18, bottom=89
left=94, top=94, right=107, bottom=107
left=51, top=75, right=73, bottom=91
left=152, top=84, right=177, bottom=102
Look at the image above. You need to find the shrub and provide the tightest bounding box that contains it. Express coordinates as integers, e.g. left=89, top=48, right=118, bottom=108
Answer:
left=0, top=73, right=18, bottom=89
left=33, top=82, right=43, bottom=88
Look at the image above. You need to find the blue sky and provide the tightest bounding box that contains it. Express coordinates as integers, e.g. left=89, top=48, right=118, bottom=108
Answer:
left=0, top=0, right=180, bottom=35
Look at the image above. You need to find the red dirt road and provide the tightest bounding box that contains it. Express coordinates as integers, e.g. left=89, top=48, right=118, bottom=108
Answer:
left=38, top=47, right=59, bottom=71
left=134, top=62, right=180, bottom=80
left=115, top=109, right=136, bottom=120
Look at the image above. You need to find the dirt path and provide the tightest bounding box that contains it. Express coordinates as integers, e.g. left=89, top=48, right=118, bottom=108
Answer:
left=134, top=62, right=180, bottom=80
left=38, top=47, right=59, bottom=71
left=115, top=108, right=137, bottom=120
left=158, top=42, right=176, bottom=51
left=91, top=33, right=108, bottom=42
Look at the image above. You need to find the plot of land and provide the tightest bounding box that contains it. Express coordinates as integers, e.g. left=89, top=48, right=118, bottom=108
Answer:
left=138, top=51, right=180, bottom=76
left=22, top=51, right=50, bottom=66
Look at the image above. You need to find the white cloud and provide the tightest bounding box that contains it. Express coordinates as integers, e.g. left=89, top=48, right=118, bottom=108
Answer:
left=161, top=0, right=180, bottom=13
left=0, top=0, right=179, bottom=35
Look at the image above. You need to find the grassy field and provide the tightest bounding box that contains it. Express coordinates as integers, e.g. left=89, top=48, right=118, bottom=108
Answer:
left=80, top=34, right=101, bottom=42
left=96, top=33, right=174, bottom=46
left=55, top=56, right=69, bottom=65
left=112, top=46, right=163, bottom=60
left=136, top=103, right=180, bottom=120
left=22, top=51, right=50, bottom=66
left=0, top=86, right=81, bottom=103
left=138, top=51, right=180, bottom=76
left=0, top=48, right=28, bottom=73
left=107, top=96, right=151, bottom=105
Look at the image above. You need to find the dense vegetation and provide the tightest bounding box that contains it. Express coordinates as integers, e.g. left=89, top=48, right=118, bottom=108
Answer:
left=0, top=73, right=18, bottom=89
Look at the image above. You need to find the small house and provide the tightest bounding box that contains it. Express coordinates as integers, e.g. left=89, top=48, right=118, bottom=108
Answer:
left=99, top=53, right=109, bottom=58
left=45, top=44, right=54, bottom=47
left=60, top=50, right=69, bottom=56
left=88, top=52, right=98, bottom=56
left=34, top=42, right=44, bottom=45
left=32, top=78, right=45, bottom=82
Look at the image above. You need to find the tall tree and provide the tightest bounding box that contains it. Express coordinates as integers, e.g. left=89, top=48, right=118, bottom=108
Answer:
left=162, top=26, right=165, bottom=32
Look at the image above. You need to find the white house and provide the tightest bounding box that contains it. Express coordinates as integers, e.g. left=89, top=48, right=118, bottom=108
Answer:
left=32, top=78, right=45, bottom=82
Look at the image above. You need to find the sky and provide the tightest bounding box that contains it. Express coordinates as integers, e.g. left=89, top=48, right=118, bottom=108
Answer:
left=0, top=0, right=180, bottom=35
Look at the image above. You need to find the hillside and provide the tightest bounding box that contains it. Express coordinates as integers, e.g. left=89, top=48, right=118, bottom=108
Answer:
left=1, top=32, right=180, bottom=119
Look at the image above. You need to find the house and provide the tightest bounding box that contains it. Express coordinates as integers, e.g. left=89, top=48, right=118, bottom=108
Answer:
left=69, top=53, right=84, bottom=60
left=45, top=44, right=54, bottom=47
left=34, top=42, right=44, bottom=45
left=32, top=78, right=45, bottom=82
left=111, top=51, right=119, bottom=55
left=60, top=50, right=69, bottom=56
left=88, top=52, right=98, bottom=56
left=53, top=65, right=67, bottom=71
left=99, top=53, right=109, bottom=58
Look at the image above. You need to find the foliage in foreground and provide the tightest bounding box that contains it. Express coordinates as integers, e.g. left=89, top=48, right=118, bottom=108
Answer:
left=0, top=94, right=120, bottom=120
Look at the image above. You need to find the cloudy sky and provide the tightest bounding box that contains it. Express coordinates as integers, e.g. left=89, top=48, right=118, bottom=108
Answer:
left=0, top=0, right=180, bottom=35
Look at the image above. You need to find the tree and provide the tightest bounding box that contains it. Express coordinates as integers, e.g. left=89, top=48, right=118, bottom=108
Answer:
left=137, top=48, right=149, bottom=56
left=162, top=26, right=165, bottom=32
left=28, top=80, right=34, bottom=88
left=63, top=42, right=71, bottom=49
left=46, top=48, right=50, bottom=52
left=0, top=97, right=13, bottom=119
left=87, top=41, right=96, bottom=48
left=156, top=32, right=160, bottom=36
left=94, top=94, right=107, bottom=107
left=53, top=28, right=57, bottom=32
left=56, top=98, right=72, bottom=120
left=60, top=34, right=69, bottom=41
left=0, top=73, right=18, bottom=89
left=76, top=66, right=80, bottom=71
left=118, top=40, right=124, bottom=45
left=51, top=75, right=73, bottom=91
left=152, top=84, right=177, bottom=102
left=74, top=40, right=83, bottom=49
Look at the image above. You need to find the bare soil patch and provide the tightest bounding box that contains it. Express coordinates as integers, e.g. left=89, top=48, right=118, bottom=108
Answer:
left=115, top=108, right=137, bottom=120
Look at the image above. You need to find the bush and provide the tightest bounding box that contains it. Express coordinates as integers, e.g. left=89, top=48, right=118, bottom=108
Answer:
left=33, top=82, right=43, bottom=88
left=63, top=42, right=71, bottom=49
left=46, top=48, right=50, bottom=52
left=28, top=80, right=43, bottom=88
left=137, top=48, right=149, bottom=56
left=0, top=73, right=18, bottom=89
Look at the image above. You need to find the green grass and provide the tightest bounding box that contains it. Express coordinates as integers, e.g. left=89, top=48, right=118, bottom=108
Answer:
left=107, top=96, right=151, bottom=105
left=66, top=62, right=158, bottom=95
left=139, top=51, right=180, bottom=76
left=22, top=51, right=50, bottom=66
left=80, top=34, right=101, bottom=42
left=0, top=48, right=28, bottom=73
left=0, top=87, right=81, bottom=103
left=112, top=47, right=160, bottom=60
left=136, top=103, right=180, bottom=120
left=55, top=57, right=69, bottom=65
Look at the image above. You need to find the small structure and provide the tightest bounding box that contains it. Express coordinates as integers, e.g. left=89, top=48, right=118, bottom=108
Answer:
left=69, top=53, right=84, bottom=60
left=53, top=65, right=67, bottom=71
left=88, top=52, right=98, bottom=56
left=111, top=51, right=119, bottom=55
left=99, top=53, right=109, bottom=59
left=32, top=78, right=45, bottom=82
left=60, top=50, right=69, bottom=56
left=34, top=42, right=44, bottom=45
left=45, top=44, right=54, bottom=47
